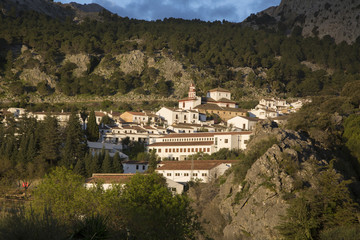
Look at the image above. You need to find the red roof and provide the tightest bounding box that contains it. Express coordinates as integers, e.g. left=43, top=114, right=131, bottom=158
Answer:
left=85, top=173, right=134, bottom=184
left=208, top=87, right=230, bottom=93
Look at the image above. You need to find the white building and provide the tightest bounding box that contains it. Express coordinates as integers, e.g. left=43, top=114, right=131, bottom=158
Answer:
left=227, top=116, right=260, bottom=131
left=85, top=173, right=185, bottom=194
left=178, top=83, right=202, bottom=110
left=122, top=161, right=149, bottom=173
left=148, top=131, right=252, bottom=160
left=205, top=88, right=237, bottom=108
left=87, top=141, right=128, bottom=159
left=155, top=160, right=237, bottom=183
left=249, top=108, right=278, bottom=119
left=103, top=124, right=166, bottom=145
left=156, top=107, right=201, bottom=126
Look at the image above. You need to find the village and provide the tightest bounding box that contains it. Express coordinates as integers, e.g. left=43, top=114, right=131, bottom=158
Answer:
left=1, top=84, right=308, bottom=194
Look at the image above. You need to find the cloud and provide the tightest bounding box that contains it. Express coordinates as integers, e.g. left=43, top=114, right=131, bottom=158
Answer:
left=59, top=0, right=281, bottom=22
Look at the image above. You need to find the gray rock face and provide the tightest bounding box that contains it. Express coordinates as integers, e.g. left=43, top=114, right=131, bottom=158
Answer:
left=189, top=122, right=330, bottom=240
left=251, top=0, right=360, bottom=44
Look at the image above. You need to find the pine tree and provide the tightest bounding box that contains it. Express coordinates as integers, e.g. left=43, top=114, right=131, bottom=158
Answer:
left=89, top=153, right=101, bottom=174
left=61, top=111, right=88, bottom=168
left=74, top=158, right=86, bottom=176
left=39, top=116, right=61, bottom=166
left=84, top=153, right=93, bottom=177
left=113, top=152, right=123, bottom=173
left=101, top=152, right=113, bottom=173
left=86, top=110, right=99, bottom=141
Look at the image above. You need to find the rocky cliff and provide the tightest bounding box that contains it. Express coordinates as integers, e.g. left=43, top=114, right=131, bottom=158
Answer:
left=246, top=0, right=360, bottom=44
left=189, top=121, right=356, bottom=239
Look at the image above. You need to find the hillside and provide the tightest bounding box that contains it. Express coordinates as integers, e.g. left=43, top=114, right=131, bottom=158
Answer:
left=246, top=0, right=360, bottom=44
left=1, top=0, right=360, bottom=108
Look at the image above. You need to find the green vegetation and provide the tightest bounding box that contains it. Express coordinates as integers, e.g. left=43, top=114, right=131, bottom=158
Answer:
left=0, top=168, right=201, bottom=239
left=1, top=9, right=360, bottom=101
left=277, top=164, right=359, bottom=240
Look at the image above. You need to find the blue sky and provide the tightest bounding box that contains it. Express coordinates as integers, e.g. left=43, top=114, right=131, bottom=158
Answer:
left=56, top=0, right=281, bottom=22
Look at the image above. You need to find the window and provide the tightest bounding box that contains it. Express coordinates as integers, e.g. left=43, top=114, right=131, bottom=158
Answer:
left=176, top=114, right=178, bottom=119
left=165, top=149, right=168, bottom=153
left=202, top=173, right=207, bottom=176
left=183, top=102, right=185, bottom=108
left=191, top=148, right=194, bottom=152
left=195, top=148, right=198, bottom=152
left=184, top=173, right=189, bottom=176
left=158, top=149, right=161, bottom=153
left=175, top=173, right=180, bottom=176
left=176, top=149, right=179, bottom=152
left=167, top=173, right=172, bottom=176
left=142, top=165, right=145, bottom=170
left=184, top=148, right=186, bottom=152
left=180, top=148, right=182, bottom=152
left=207, top=148, right=210, bottom=152
left=136, top=165, right=139, bottom=170
left=225, top=139, right=228, bottom=143
left=169, top=149, right=172, bottom=153
left=193, top=173, right=198, bottom=176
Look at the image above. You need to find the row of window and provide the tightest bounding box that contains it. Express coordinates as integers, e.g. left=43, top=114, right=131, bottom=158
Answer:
left=162, top=137, right=214, bottom=142
left=157, top=147, right=211, bottom=153
left=175, top=114, right=197, bottom=119
left=165, top=172, right=207, bottom=177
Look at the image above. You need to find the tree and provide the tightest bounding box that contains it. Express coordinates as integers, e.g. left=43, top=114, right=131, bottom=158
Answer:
left=38, top=116, right=61, bottom=166
left=86, top=110, right=99, bottom=141
left=32, top=167, right=87, bottom=223
left=61, top=111, right=87, bottom=168
left=112, top=152, right=123, bottom=173
left=120, top=173, right=201, bottom=239
left=101, top=152, right=113, bottom=173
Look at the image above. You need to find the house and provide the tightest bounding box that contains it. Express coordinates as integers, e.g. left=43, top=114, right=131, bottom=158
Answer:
left=155, top=160, right=237, bottom=183
left=102, top=124, right=166, bottom=145
left=249, top=108, right=278, bottom=119
left=156, top=107, right=201, bottom=125
left=148, top=131, right=252, bottom=160
left=227, top=116, right=260, bottom=131
left=169, top=123, right=217, bottom=133
left=195, top=103, right=248, bottom=122
left=120, top=111, right=149, bottom=124
left=178, top=83, right=202, bottom=110
left=122, top=161, right=149, bottom=173
left=205, top=87, right=237, bottom=108
left=87, top=141, right=128, bottom=159
left=85, top=173, right=185, bottom=194
left=85, top=173, right=134, bottom=190
left=94, top=111, right=107, bottom=125
left=7, top=108, right=26, bottom=118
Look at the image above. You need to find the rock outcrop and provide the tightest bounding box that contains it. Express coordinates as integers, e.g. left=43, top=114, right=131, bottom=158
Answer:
left=189, top=121, right=334, bottom=239
left=246, top=0, right=360, bottom=44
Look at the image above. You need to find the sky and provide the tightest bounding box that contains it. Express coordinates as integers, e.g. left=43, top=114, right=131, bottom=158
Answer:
left=56, top=0, right=281, bottom=22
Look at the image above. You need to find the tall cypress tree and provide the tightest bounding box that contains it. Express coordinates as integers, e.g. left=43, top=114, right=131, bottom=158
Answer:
left=61, top=111, right=88, bottom=168
left=113, top=152, right=123, bottom=173
left=101, top=152, right=113, bottom=173
left=86, top=110, right=99, bottom=142
left=38, top=116, right=61, bottom=166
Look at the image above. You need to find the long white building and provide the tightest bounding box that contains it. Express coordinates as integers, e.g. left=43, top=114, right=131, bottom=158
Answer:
left=148, top=131, right=252, bottom=160
left=156, top=160, right=238, bottom=183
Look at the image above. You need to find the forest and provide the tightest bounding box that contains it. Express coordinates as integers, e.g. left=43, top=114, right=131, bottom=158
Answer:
left=0, top=9, right=360, bottom=100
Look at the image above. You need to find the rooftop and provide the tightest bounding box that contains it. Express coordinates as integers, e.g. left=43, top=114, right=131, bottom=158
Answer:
left=156, top=160, right=238, bottom=171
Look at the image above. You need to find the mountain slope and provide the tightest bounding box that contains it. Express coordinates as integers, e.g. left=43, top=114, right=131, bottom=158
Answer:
left=246, top=0, right=360, bottom=44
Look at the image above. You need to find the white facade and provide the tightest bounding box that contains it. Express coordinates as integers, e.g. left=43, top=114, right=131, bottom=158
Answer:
left=103, top=125, right=166, bottom=145
left=156, top=107, right=201, bottom=125
left=155, top=160, right=236, bottom=183
left=122, top=161, right=149, bottom=173
left=148, top=131, right=252, bottom=160
left=207, top=88, right=231, bottom=101
left=178, top=84, right=202, bottom=110
left=227, top=116, right=259, bottom=130
left=249, top=108, right=278, bottom=119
